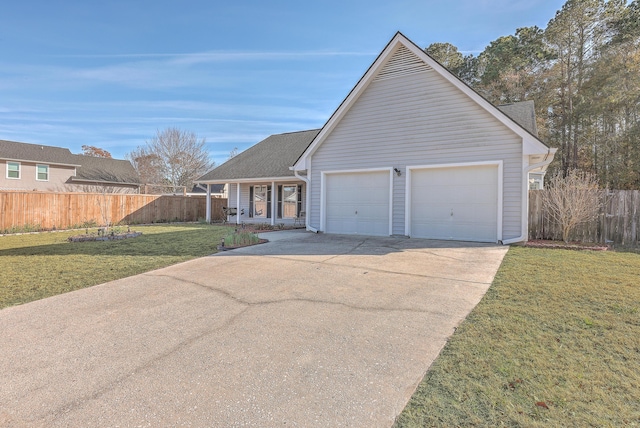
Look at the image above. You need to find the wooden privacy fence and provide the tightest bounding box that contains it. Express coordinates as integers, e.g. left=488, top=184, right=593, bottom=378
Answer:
left=529, top=189, right=640, bottom=246
left=0, top=191, right=228, bottom=231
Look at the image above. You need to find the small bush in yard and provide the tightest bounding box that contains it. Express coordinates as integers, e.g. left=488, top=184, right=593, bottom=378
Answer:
left=542, top=170, right=603, bottom=243
left=223, top=231, right=260, bottom=247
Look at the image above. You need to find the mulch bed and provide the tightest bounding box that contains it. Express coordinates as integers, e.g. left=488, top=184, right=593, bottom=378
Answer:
left=524, top=239, right=609, bottom=251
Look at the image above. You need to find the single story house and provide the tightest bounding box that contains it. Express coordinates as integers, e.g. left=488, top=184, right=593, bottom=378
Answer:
left=0, top=140, right=140, bottom=193
left=196, top=32, right=556, bottom=243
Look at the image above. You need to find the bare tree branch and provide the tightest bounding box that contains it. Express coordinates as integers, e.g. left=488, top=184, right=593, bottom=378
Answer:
left=127, top=128, right=214, bottom=193
left=542, top=170, right=603, bottom=243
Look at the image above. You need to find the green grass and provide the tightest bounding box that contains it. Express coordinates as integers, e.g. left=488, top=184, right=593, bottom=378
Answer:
left=223, top=230, right=260, bottom=247
left=0, top=224, right=229, bottom=309
left=395, top=246, right=640, bottom=427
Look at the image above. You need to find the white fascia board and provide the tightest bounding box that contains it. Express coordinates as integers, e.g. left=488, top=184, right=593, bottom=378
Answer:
left=196, top=176, right=301, bottom=184
left=1, top=157, right=81, bottom=168
left=523, top=137, right=556, bottom=156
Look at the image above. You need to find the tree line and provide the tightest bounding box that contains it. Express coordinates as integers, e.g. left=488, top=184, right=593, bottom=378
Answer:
left=426, top=0, right=640, bottom=189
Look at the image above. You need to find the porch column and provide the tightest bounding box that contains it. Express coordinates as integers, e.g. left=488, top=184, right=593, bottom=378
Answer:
left=205, top=184, right=211, bottom=223
left=236, top=182, right=241, bottom=225
left=271, top=181, right=276, bottom=226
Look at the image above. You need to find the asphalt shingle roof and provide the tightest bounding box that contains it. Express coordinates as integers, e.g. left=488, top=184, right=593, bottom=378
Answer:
left=497, top=100, right=539, bottom=137
left=197, top=129, right=320, bottom=182
left=0, top=139, right=80, bottom=166
left=0, top=139, right=139, bottom=184
left=70, top=154, right=140, bottom=184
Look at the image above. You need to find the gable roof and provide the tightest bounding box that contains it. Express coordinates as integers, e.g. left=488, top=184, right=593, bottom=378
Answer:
left=197, top=129, right=320, bottom=182
left=0, top=139, right=139, bottom=185
left=293, top=32, right=553, bottom=171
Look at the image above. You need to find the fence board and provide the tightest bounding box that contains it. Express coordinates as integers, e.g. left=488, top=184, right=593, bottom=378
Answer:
left=0, top=191, right=227, bottom=232
left=529, top=190, right=640, bottom=246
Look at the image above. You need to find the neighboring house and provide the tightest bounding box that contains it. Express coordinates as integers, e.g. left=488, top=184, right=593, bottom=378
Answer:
left=197, top=32, right=556, bottom=243
left=189, top=184, right=227, bottom=198
left=0, top=140, right=140, bottom=193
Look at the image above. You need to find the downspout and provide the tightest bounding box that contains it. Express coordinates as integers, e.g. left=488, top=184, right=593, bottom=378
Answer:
left=502, top=149, right=555, bottom=245
left=293, top=169, right=318, bottom=233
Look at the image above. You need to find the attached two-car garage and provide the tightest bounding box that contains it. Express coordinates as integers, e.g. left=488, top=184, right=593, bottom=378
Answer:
left=321, top=163, right=501, bottom=243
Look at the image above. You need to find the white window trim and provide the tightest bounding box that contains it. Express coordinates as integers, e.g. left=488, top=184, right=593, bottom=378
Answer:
left=404, top=160, right=503, bottom=242
left=252, top=184, right=269, bottom=219
left=320, top=167, right=393, bottom=235
left=36, top=164, right=49, bottom=181
left=280, top=183, right=300, bottom=219
left=6, top=161, right=20, bottom=179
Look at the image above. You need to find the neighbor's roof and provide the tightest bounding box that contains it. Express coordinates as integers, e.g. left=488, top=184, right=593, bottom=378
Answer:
left=497, top=101, right=539, bottom=137
left=197, top=129, right=320, bottom=182
left=0, top=139, right=140, bottom=185
left=0, top=139, right=81, bottom=166
left=69, top=154, right=140, bottom=185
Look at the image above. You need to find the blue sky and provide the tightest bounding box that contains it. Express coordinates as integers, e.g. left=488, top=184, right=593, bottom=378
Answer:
left=1, top=0, right=567, bottom=166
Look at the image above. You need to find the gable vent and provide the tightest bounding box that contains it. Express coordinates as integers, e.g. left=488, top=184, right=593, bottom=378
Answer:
left=374, top=45, right=432, bottom=82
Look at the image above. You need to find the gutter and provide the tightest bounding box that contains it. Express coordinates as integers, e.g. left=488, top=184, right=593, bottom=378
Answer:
left=293, top=169, right=318, bottom=233
left=502, top=149, right=556, bottom=245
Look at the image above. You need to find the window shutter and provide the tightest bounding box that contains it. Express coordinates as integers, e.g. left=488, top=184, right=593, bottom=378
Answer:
left=277, top=185, right=282, bottom=218
left=249, top=186, right=254, bottom=218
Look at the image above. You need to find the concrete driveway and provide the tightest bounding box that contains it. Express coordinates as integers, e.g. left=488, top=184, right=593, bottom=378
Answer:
left=0, top=230, right=507, bottom=427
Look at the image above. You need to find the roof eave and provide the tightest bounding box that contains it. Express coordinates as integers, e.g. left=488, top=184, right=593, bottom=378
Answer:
left=0, top=157, right=81, bottom=168
left=196, top=176, right=304, bottom=184
left=68, top=177, right=141, bottom=187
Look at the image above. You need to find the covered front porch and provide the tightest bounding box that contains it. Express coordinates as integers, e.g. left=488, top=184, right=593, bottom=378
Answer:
left=203, top=180, right=306, bottom=227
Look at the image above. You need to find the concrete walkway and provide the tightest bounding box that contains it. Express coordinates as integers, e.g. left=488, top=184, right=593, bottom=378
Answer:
left=0, top=231, right=508, bottom=427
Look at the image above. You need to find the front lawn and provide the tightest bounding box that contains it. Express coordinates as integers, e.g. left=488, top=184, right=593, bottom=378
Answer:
left=0, top=224, right=229, bottom=309
left=395, top=246, right=640, bottom=427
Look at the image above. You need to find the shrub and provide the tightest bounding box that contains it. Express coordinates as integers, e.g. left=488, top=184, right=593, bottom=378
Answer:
left=542, top=170, right=603, bottom=243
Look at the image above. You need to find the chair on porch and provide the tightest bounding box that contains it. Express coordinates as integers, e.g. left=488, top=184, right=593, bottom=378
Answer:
left=221, top=207, right=240, bottom=224
left=293, top=211, right=305, bottom=227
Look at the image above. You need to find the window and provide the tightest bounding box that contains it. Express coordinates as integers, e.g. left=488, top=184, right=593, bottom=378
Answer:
left=36, top=164, right=49, bottom=181
left=249, top=185, right=271, bottom=218
left=278, top=184, right=302, bottom=218
left=6, top=162, right=20, bottom=179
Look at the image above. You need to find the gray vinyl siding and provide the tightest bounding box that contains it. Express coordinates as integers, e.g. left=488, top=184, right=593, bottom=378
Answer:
left=228, top=183, right=238, bottom=208
left=309, top=65, right=523, bottom=239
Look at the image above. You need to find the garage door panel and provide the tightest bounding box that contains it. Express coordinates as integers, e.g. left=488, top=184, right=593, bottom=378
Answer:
left=410, top=165, right=498, bottom=242
left=325, top=171, right=390, bottom=236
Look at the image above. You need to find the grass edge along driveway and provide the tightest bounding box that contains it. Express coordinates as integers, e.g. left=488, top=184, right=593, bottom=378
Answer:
left=395, top=246, right=640, bottom=427
left=0, top=224, right=229, bottom=309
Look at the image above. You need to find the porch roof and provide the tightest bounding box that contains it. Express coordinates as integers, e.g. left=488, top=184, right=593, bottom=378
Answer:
left=196, top=129, right=320, bottom=183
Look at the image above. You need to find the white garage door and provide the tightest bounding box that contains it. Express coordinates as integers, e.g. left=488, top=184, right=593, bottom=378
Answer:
left=410, top=165, right=498, bottom=242
left=325, top=171, right=390, bottom=236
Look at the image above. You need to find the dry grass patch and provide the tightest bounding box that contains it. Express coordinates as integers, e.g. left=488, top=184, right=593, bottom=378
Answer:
left=0, top=224, right=228, bottom=309
left=395, top=246, right=640, bottom=427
